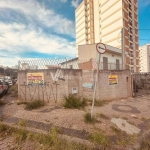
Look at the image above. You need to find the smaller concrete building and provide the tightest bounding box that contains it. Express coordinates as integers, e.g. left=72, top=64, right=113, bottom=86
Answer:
left=139, top=44, right=150, bottom=72
left=78, top=43, right=123, bottom=70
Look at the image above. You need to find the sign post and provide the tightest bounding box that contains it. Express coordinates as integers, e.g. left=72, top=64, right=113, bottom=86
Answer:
left=91, top=43, right=106, bottom=118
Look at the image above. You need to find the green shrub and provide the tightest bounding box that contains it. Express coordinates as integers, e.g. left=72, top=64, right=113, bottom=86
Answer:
left=89, top=131, right=110, bottom=147
left=25, top=100, right=44, bottom=110
left=84, top=113, right=95, bottom=123
left=63, top=94, right=87, bottom=109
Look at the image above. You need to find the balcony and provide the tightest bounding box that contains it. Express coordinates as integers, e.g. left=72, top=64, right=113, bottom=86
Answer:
left=129, top=28, right=133, bottom=34
left=129, top=4, right=132, bottom=11
left=130, top=62, right=134, bottom=65
left=129, top=12, right=132, bottom=19
left=129, top=53, right=134, bottom=57
left=129, top=35, right=133, bottom=42
left=129, top=20, right=132, bottom=26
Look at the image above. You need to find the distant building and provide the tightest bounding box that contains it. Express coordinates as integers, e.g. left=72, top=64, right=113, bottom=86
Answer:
left=45, top=65, right=61, bottom=69
left=139, top=44, right=150, bottom=72
left=61, top=58, right=78, bottom=69
left=30, top=65, right=38, bottom=70
left=22, top=63, right=29, bottom=70
left=12, top=65, right=18, bottom=69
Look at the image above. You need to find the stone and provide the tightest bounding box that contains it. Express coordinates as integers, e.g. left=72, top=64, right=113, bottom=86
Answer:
left=111, top=118, right=140, bottom=135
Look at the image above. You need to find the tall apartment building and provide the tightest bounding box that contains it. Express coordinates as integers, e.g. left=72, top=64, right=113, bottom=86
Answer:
left=139, top=44, right=150, bottom=72
left=75, top=0, right=139, bottom=72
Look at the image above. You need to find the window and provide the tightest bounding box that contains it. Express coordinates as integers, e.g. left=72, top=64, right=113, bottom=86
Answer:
left=103, top=57, right=108, bottom=70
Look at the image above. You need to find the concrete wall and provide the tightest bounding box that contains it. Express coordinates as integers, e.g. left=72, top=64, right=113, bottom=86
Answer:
left=18, top=69, right=82, bottom=103
left=82, top=70, right=132, bottom=100
left=18, top=69, right=131, bottom=102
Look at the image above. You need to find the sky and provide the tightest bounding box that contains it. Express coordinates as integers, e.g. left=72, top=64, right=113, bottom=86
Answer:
left=0, top=0, right=150, bottom=67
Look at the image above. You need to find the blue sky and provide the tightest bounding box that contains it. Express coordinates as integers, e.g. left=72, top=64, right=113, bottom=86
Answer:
left=0, top=0, right=149, bottom=66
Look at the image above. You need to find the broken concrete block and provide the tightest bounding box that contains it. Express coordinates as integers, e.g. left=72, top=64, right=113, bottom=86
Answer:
left=111, top=118, right=140, bottom=135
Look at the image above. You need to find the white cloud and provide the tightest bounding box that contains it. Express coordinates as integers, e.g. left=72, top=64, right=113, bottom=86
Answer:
left=0, top=0, right=76, bottom=66
left=0, top=23, right=76, bottom=56
left=0, top=0, right=75, bottom=37
left=0, top=57, right=20, bottom=67
left=71, top=0, right=80, bottom=8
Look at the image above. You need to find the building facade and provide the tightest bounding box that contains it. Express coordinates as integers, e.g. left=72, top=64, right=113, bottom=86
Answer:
left=78, top=44, right=123, bottom=70
left=75, top=0, right=139, bottom=72
left=139, top=44, right=150, bottom=72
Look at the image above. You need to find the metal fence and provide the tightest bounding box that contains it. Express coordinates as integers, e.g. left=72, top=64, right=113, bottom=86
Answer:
left=18, top=58, right=124, bottom=71
left=133, top=73, right=150, bottom=97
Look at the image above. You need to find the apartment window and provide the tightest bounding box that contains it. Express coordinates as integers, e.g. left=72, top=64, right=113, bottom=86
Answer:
left=103, top=57, right=108, bottom=70
left=129, top=20, right=132, bottom=26
left=129, top=12, right=132, bottom=18
left=129, top=35, right=133, bottom=41
left=129, top=4, right=132, bottom=11
left=116, top=59, right=120, bottom=70
left=129, top=27, right=133, bottom=34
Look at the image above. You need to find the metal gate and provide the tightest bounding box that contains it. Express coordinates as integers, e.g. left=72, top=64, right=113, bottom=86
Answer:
left=133, top=73, right=150, bottom=97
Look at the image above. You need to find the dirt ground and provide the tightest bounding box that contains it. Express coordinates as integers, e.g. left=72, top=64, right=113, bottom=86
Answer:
left=0, top=89, right=150, bottom=149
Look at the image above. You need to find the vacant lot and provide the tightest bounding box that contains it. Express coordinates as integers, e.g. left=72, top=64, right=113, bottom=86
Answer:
left=0, top=88, right=150, bottom=149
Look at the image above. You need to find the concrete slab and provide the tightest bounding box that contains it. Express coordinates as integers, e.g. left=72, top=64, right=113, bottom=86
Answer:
left=111, top=118, right=141, bottom=135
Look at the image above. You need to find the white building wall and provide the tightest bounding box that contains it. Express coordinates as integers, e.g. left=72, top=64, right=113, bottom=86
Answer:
left=139, top=45, right=150, bottom=72
left=93, top=0, right=100, bottom=43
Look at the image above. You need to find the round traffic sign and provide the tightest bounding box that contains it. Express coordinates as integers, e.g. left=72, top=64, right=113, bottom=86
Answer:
left=96, top=43, right=106, bottom=54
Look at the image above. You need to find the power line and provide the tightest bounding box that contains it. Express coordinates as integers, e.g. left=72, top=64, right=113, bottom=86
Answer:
left=139, top=39, right=150, bottom=41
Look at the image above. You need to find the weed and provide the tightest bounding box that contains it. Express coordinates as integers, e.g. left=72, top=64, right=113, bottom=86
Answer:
left=122, top=117, right=128, bottom=120
left=11, top=91, right=18, bottom=97
left=140, top=135, right=150, bottom=150
left=0, top=124, right=8, bottom=132
left=17, top=101, right=27, bottom=105
left=0, top=123, right=90, bottom=150
left=94, top=100, right=110, bottom=107
left=63, top=94, right=87, bottom=109
left=113, top=115, right=120, bottom=118
left=99, top=113, right=109, bottom=120
left=25, top=100, right=44, bottom=110
left=14, top=128, right=27, bottom=143
left=84, top=113, right=95, bottom=123
left=0, top=100, right=5, bottom=106
left=127, top=121, right=136, bottom=126
left=117, top=134, right=137, bottom=146
left=0, top=117, right=3, bottom=121
left=89, top=131, right=110, bottom=147
left=110, top=126, right=121, bottom=134
left=148, top=123, right=150, bottom=130
left=16, top=119, right=27, bottom=127
left=7, top=84, right=18, bottom=94
left=141, top=117, right=147, bottom=121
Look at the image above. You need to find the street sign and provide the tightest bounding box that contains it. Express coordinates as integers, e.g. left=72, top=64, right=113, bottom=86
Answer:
left=96, top=43, right=106, bottom=54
